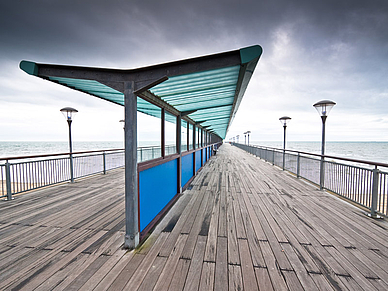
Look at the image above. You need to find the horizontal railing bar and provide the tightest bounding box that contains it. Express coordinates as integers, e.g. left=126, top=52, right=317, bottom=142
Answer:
left=243, top=144, right=388, bottom=168
left=0, top=148, right=125, bottom=162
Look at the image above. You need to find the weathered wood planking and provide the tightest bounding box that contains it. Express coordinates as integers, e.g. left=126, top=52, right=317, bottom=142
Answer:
left=1, top=145, right=388, bottom=290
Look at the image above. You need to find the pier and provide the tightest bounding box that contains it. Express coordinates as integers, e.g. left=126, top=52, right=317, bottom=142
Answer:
left=1, top=143, right=387, bottom=290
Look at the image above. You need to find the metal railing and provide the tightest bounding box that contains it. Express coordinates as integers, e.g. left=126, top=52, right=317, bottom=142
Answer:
left=232, top=143, right=388, bottom=217
left=0, top=144, right=180, bottom=200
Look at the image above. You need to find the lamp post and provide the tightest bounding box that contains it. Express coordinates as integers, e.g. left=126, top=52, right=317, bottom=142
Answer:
left=244, top=132, right=247, bottom=144
left=246, top=131, right=251, bottom=145
left=279, top=117, right=291, bottom=170
left=60, top=107, right=78, bottom=183
left=313, top=100, right=336, bottom=190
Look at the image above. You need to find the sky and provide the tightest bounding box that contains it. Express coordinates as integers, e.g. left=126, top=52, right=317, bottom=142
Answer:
left=0, top=0, right=387, bottom=144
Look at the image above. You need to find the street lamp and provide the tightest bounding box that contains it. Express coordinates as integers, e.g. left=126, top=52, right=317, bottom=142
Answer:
left=246, top=131, right=251, bottom=145
left=279, top=116, right=291, bottom=170
left=313, top=100, right=336, bottom=190
left=60, top=107, right=78, bottom=183
left=244, top=132, right=247, bottom=144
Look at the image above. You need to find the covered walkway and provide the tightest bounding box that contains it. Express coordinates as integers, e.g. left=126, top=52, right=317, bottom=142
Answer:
left=1, top=143, right=387, bottom=290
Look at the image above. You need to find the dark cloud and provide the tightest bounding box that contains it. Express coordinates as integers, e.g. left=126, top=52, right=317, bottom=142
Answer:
left=1, top=0, right=387, bottom=66
left=1, top=0, right=387, bottom=140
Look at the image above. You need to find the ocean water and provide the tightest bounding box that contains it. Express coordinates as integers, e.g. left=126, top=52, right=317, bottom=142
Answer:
left=1, top=141, right=388, bottom=166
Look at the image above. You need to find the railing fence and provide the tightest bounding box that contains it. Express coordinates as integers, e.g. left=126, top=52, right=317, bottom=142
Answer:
left=232, top=143, right=388, bottom=217
left=0, top=144, right=182, bottom=199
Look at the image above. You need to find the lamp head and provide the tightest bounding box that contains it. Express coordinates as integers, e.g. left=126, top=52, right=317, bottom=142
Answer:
left=60, top=107, right=78, bottom=121
left=279, top=116, right=291, bottom=126
left=313, top=100, right=336, bottom=117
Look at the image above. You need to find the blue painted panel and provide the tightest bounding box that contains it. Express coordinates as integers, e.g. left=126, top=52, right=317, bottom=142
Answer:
left=195, top=150, right=201, bottom=172
left=182, top=153, right=194, bottom=187
left=202, top=149, right=206, bottom=165
left=139, top=159, right=178, bottom=231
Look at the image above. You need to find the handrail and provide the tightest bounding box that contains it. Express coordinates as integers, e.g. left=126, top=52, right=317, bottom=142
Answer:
left=240, top=144, right=388, bottom=168
left=0, top=148, right=125, bottom=162
left=1, top=143, right=219, bottom=199
left=232, top=142, right=388, bottom=217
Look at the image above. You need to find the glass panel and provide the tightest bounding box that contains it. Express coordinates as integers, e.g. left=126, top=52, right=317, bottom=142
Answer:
left=189, top=123, right=193, bottom=150
left=196, top=127, right=200, bottom=148
left=181, top=121, right=187, bottom=152
left=165, top=111, right=177, bottom=155
left=137, top=107, right=161, bottom=161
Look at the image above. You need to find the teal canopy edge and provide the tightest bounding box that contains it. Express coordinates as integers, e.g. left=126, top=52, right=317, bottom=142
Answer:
left=19, top=45, right=263, bottom=140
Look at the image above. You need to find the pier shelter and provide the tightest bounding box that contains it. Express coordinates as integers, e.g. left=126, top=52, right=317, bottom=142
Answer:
left=20, top=45, right=263, bottom=248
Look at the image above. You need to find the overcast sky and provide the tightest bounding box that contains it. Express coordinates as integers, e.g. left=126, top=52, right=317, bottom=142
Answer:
left=1, top=0, right=387, bottom=144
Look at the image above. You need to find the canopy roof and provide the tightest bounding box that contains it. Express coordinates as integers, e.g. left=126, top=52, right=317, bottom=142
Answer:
left=20, top=45, right=262, bottom=139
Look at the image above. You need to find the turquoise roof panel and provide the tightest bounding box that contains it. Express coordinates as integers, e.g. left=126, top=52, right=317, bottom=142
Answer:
left=20, top=45, right=263, bottom=139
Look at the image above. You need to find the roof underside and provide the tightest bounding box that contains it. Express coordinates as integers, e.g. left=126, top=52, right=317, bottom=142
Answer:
left=20, top=45, right=262, bottom=139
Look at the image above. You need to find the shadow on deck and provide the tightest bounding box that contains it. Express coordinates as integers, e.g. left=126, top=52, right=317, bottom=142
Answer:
left=1, top=144, right=387, bottom=290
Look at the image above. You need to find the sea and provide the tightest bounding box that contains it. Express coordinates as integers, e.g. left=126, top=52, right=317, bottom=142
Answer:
left=1, top=141, right=388, bottom=165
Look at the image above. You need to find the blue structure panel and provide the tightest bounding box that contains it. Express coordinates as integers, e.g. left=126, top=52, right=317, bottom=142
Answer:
left=202, top=149, right=206, bottom=165
left=182, top=153, right=194, bottom=187
left=139, top=159, right=178, bottom=231
left=196, top=150, right=201, bottom=172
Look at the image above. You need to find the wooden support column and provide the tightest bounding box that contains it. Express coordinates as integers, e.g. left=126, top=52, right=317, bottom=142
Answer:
left=124, top=81, right=139, bottom=249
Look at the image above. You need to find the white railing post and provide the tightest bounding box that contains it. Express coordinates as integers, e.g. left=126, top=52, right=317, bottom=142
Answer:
left=369, top=166, right=380, bottom=218
left=297, top=153, right=301, bottom=178
left=5, top=160, right=13, bottom=200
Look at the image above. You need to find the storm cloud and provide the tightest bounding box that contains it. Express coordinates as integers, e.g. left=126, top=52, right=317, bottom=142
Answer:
left=0, top=0, right=387, bottom=142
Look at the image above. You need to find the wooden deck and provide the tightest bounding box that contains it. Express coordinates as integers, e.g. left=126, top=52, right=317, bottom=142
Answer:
left=1, top=143, right=388, bottom=290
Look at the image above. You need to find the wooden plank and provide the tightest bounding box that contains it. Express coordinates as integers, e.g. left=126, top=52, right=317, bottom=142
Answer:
left=153, top=234, right=188, bottom=290
left=259, top=240, right=288, bottom=291
left=10, top=230, right=106, bottom=291
left=303, top=245, right=350, bottom=290
left=238, top=238, right=258, bottom=290
left=217, top=187, right=227, bottom=237
left=254, top=267, right=274, bottom=291
left=168, top=259, right=191, bottom=291
left=137, top=256, right=168, bottom=291
left=281, top=270, right=304, bottom=291
left=158, top=191, right=198, bottom=257
left=78, top=247, right=127, bottom=291
left=248, top=194, right=293, bottom=271
left=180, top=192, right=209, bottom=259
left=281, top=242, right=319, bottom=291
left=92, top=251, right=135, bottom=291
left=214, top=237, right=228, bottom=291
left=230, top=187, right=246, bottom=239
left=309, top=273, right=337, bottom=291
left=122, top=232, right=169, bottom=290
left=199, top=262, right=215, bottom=291
left=183, top=235, right=207, bottom=291
left=46, top=230, right=123, bottom=291
left=203, top=188, right=220, bottom=262
left=228, top=264, right=243, bottom=291
left=226, top=189, right=239, bottom=265
left=105, top=254, right=145, bottom=291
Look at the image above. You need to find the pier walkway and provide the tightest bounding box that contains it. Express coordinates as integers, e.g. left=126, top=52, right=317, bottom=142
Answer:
left=1, top=143, right=387, bottom=290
